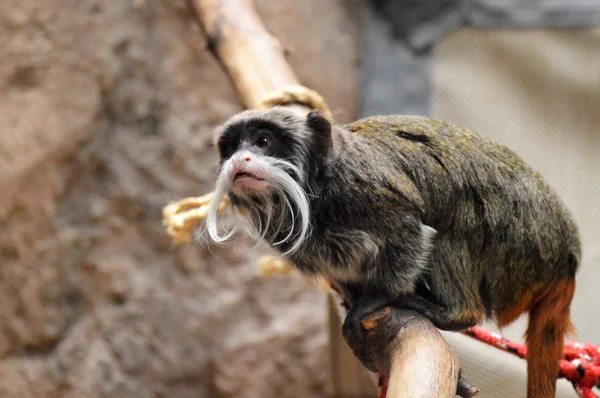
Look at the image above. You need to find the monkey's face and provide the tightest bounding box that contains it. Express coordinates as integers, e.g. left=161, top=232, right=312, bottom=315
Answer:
left=204, top=107, right=331, bottom=254
left=216, top=119, right=302, bottom=197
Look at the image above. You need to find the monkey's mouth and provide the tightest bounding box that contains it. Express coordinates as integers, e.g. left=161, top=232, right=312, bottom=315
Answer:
left=232, top=171, right=269, bottom=194
left=234, top=172, right=265, bottom=181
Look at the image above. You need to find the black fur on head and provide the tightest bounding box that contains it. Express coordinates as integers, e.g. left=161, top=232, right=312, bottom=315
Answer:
left=213, top=106, right=332, bottom=184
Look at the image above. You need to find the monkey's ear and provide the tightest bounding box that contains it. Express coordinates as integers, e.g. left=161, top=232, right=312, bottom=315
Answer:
left=306, top=111, right=333, bottom=148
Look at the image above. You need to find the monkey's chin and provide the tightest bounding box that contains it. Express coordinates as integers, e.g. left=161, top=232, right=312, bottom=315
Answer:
left=231, top=176, right=270, bottom=196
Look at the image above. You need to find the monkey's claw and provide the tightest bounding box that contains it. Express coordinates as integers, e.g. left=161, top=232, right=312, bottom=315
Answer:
left=341, top=296, right=389, bottom=372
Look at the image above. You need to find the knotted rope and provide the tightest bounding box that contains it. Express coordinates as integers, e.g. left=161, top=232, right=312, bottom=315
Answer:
left=463, top=326, right=600, bottom=398
left=258, top=84, right=335, bottom=123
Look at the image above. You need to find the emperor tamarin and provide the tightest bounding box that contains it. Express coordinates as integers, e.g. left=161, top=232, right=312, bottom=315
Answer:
left=206, top=107, right=580, bottom=398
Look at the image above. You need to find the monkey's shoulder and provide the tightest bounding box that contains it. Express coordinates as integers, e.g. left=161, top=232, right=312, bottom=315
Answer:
left=342, top=115, right=532, bottom=170
left=343, top=115, right=484, bottom=143
left=344, top=115, right=439, bottom=131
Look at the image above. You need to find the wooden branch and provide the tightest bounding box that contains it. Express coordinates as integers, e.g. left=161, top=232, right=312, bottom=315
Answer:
left=359, top=307, right=479, bottom=398
left=193, top=0, right=302, bottom=110
left=187, top=1, right=478, bottom=396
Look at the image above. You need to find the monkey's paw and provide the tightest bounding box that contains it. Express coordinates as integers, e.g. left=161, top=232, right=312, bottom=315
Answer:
left=341, top=296, right=390, bottom=373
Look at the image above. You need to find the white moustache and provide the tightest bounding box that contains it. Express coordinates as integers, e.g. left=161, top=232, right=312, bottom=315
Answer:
left=204, top=155, right=311, bottom=256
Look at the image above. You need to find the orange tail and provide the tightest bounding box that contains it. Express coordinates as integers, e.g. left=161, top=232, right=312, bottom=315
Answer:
left=525, top=278, right=576, bottom=398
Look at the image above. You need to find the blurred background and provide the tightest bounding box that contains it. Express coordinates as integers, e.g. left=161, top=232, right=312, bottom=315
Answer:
left=0, top=1, right=598, bottom=397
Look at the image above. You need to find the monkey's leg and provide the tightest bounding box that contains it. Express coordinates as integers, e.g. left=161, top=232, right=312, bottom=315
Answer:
left=341, top=295, right=392, bottom=372
left=399, top=294, right=483, bottom=331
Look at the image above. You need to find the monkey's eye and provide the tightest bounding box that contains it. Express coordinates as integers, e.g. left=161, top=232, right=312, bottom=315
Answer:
left=254, top=136, right=271, bottom=148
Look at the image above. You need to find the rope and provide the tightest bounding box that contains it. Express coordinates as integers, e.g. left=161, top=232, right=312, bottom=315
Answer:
left=377, top=374, right=388, bottom=398
left=258, top=84, right=335, bottom=123
left=461, top=327, right=600, bottom=398
left=162, top=192, right=229, bottom=244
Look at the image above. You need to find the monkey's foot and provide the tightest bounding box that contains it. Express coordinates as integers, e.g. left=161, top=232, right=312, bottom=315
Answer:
left=341, top=296, right=390, bottom=372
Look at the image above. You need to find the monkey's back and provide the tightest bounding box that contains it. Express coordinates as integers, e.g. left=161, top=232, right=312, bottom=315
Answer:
left=341, top=115, right=581, bottom=309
